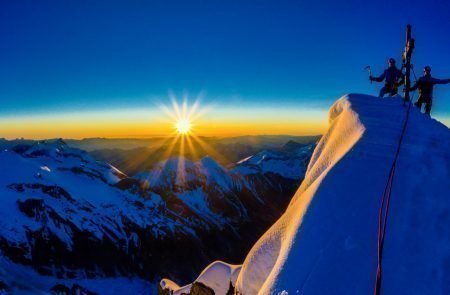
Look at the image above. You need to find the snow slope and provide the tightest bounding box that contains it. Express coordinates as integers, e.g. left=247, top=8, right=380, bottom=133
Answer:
left=0, top=255, right=154, bottom=295
left=236, top=94, right=450, bottom=294
left=135, top=150, right=313, bottom=227
left=165, top=94, right=450, bottom=294
left=232, top=147, right=312, bottom=180
left=0, top=140, right=185, bottom=250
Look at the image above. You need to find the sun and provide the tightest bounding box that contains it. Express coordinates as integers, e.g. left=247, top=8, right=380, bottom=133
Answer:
left=175, top=118, right=191, bottom=135
left=160, top=93, right=208, bottom=137
left=153, top=94, right=227, bottom=186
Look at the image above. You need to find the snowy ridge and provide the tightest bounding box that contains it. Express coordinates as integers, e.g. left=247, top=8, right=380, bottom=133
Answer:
left=163, top=94, right=450, bottom=295
left=232, top=147, right=313, bottom=180
left=135, top=148, right=313, bottom=227
left=136, top=156, right=238, bottom=194
left=135, top=156, right=247, bottom=227
left=236, top=94, right=366, bottom=293
left=0, top=140, right=185, bottom=249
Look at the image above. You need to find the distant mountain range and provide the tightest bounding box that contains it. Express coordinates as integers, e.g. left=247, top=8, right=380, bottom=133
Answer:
left=63, top=135, right=320, bottom=152
left=0, top=138, right=315, bottom=294
left=85, top=135, right=319, bottom=176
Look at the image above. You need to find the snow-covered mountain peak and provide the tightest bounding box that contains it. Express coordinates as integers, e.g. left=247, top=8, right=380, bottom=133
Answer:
left=197, top=155, right=224, bottom=171
left=163, top=93, right=450, bottom=295
left=233, top=146, right=312, bottom=180
left=238, top=94, right=450, bottom=294
left=18, top=138, right=68, bottom=158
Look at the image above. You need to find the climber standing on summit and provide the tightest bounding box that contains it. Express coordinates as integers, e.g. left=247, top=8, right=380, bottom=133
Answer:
left=410, top=66, right=450, bottom=115
left=370, top=58, right=405, bottom=97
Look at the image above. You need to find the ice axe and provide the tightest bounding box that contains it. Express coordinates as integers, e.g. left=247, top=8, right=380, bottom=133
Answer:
left=364, top=66, right=372, bottom=83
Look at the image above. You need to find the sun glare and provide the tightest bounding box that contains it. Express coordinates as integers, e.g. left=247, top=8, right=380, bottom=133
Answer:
left=160, top=94, right=207, bottom=137
left=152, top=94, right=228, bottom=187
left=175, top=118, right=191, bottom=135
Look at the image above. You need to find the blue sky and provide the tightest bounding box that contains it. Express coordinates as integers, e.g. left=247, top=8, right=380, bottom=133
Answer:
left=1, top=0, right=450, bottom=137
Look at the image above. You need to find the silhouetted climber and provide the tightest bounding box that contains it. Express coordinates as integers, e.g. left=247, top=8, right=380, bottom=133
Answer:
left=370, top=58, right=405, bottom=97
left=410, top=66, right=450, bottom=115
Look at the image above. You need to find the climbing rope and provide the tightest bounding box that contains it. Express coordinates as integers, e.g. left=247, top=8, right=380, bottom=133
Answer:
left=373, top=87, right=417, bottom=295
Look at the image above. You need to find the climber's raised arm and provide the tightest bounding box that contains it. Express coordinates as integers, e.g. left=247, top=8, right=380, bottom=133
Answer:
left=430, top=77, right=450, bottom=85
left=370, top=71, right=385, bottom=83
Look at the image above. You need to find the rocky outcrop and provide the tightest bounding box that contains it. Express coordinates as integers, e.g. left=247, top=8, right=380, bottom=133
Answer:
left=189, top=282, right=215, bottom=295
left=50, top=283, right=97, bottom=295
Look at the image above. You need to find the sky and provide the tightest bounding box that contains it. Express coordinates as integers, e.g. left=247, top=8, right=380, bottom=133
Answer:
left=1, top=0, right=450, bottom=139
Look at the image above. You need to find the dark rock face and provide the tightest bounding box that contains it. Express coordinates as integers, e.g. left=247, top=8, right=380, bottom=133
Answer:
left=50, top=283, right=97, bottom=295
left=9, top=183, right=75, bottom=202
left=189, top=282, right=215, bottom=295
left=0, top=280, right=9, bottom=292
left=50, top=284, right=71, bottom=294
left=158, top=284, right=172, bottom=295
left=225, top=282, right=235, bottom=295
left=158, top=281, right=226, bottom=295
left=17, top=198, right=46, bottom=218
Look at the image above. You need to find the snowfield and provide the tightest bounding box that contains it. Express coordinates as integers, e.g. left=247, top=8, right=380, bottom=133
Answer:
left=163, top=94, right=450, bottom=294
left=0, top=255, right=154, bottom=295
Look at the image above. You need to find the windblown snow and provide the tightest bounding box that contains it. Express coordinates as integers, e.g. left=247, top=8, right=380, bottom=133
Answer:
left=163, top=93, right=450, bottom=294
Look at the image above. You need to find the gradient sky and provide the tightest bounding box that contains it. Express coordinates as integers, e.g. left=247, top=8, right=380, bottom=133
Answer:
left=1, top=0, right=450, bottom=139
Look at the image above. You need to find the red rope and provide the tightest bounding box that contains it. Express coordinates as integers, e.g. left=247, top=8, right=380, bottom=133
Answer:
left=373, top=100, right=412, bottom=295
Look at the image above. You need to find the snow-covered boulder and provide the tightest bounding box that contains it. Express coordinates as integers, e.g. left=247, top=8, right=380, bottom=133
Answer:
left=160, top=261, right=241, bottom=295
left=175, top=93, right=450, bottom=294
